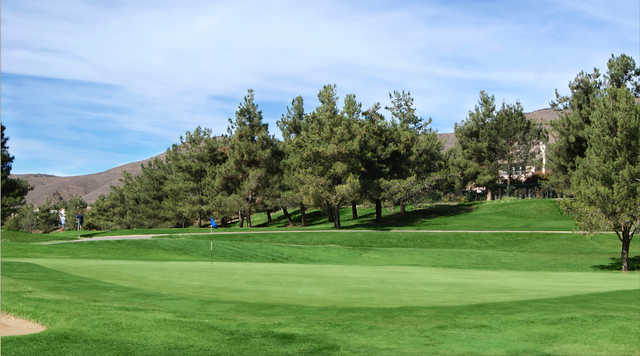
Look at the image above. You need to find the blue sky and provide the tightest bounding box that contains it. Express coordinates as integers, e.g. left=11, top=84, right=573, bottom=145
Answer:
left=2, top=0, right=638, bottom=176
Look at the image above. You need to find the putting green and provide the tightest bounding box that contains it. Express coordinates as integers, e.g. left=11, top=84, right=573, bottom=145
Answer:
left=17, top=258, right=639, bottom=308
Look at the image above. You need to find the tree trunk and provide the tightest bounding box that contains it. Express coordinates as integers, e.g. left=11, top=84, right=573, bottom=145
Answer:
left=400, top=204, right=406, bottom=215
left=266, top=210, right=272, bottom=225
left=351, top=201, right=358, bottom=219
left=375, top=199, right=382, bottom=222
left=327, top=205, right=335, bottom=222
left=334, top=205, right=341, bottom=229
left=486, top=188, right=492, bottom=201
left=197, top=214, right=202, bottom=228
left=282, top=207, right=293, bottom=226
left=621, top=230, right=631, bottom=272
left=246, top=207, right=252, bottom=228
left=239, top=210, right=244, bottom=228
left=300, top=203, right=306, bottom=226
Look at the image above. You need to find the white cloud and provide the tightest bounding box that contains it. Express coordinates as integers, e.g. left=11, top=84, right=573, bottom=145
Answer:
left=2, top=0, right=638, bottom=174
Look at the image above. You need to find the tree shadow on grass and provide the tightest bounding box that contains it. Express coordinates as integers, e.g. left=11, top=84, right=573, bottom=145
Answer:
left=254, top=203, right=475, bottom=229
left=592, top=256, right=640, bottom=271
left=344, top=203, right=475, bottom=230
left=254, top=210, right=327, bottom=228
left=78, top=231, right=108, bottom=238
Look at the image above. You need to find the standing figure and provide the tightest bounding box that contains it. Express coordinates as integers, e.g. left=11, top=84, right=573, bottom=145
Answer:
left=77, top=211, right=84, bottom=231
left=209, top=216, right=218, bottom=232
left=60, top=209, right=66, bottom=229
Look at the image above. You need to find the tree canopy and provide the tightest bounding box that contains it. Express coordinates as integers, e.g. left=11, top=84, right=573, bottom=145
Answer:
left=1, top=124, right=31, bottom=222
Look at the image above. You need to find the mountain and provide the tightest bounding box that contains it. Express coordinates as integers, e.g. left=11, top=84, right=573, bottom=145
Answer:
left=12, top=154, right=164, bottom=206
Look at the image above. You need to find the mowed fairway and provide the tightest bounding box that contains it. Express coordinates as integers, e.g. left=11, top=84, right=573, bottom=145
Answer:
left=12, top=259, right=638, bottom=308
left=2, top=200, right=640, bottom=355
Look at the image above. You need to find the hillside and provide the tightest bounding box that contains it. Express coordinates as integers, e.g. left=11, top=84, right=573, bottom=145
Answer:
left=13, top=153, right=164, bottom=206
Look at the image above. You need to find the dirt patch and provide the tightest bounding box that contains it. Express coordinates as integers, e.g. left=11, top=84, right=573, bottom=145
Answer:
left=0, top=313, right=46, bottom=336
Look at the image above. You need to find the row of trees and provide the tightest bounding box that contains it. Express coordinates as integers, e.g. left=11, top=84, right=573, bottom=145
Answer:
left=89, top=87, right=446, bottom=229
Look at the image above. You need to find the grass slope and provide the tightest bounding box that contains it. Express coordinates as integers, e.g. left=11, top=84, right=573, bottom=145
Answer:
left=24, top=199, right=576, bottom=240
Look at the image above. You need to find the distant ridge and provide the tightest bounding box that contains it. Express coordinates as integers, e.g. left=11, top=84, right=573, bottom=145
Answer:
left=16, top=109, right=561, bottom=206
left=13, top=153, right=164, bottom=206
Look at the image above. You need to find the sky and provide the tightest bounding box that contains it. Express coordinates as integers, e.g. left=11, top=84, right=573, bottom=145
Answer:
left=2, top=0, right=638, bottom=176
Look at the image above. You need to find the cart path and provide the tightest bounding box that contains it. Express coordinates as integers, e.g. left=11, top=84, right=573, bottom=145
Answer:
left=39, top=229, right=596, bottom=244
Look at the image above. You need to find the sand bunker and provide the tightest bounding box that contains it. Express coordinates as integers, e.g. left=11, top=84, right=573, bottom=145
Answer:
left=0, top=313, right=46, bottom=336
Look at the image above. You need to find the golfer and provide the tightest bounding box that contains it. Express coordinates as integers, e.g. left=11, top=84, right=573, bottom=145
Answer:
left=77, top=211, right=84, bottom=230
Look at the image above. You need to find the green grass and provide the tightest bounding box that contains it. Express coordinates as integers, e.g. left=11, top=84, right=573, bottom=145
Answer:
left=0, top=229, right=79, bottom=243
left=249, top=198, right=576, bottom=231
left=21, top=199, right=576, bottom=241
left=11, top=258, right=637, bottom=308
left=3, top=231, right=629, bottom=272
left=2, top=199, right=638, bottom=355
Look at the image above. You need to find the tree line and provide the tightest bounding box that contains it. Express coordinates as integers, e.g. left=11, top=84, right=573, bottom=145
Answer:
left=87, top=86, right=446, bottom=230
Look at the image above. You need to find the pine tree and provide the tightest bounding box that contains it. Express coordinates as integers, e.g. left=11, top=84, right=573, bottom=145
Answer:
left=164, top=127, right=221, bottom=227
left=455, top=91, right=501, bottom=200
left=383, top=91, right=443, bottom=213
left=223, top=90, right=279, bottom=228
left=548, top=70, right=603, bottom=193
left=342, top=93, right=364, bottom=219
left=1, top=124, right=31, bottom=222
left=359, top=102, right=393, bottom=221
left=294, top=85, right=360, bottom=229
left=455, top=92, right=541, bottom=200
left=277, top=96, right=307, bottom=225
left=493, top=101, right=544, bottom=195
left=549, top=54, right=640, bottom=193
left=563, top=86, right=640, bottom=271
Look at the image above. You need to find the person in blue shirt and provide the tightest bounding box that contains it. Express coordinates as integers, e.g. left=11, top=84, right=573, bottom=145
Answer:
left=209, top=216, right=218, bottom=231
left=77, top=211, right=84, bottom=231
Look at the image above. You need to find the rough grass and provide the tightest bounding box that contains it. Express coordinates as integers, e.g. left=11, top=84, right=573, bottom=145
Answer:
left=1, top=229, right=78, bottom=243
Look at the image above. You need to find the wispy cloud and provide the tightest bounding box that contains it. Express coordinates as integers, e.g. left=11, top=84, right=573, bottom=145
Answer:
left=2, top=0, right=638, bottom=175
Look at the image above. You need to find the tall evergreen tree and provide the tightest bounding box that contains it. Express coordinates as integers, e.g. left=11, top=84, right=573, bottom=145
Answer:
left=605, top=53, right=640, bottom=94
left=277, top=96, right=307, bottom=225
left=383, top=91, right=442, bottom=213
left=359, top=103, right=393, bottom=221
left=562, top=86, right=640, bottom=271
left=1, top=124, right=31, bottom=222
left=454, top=91, right=501, bottom=200
left=223, top=90, right=279, bottom=228
left=294, top=85, right=360, bottom=229
left=164, top=127, right=221, bottom=227
left=493, top=101, right=544, bottom=194
left=455, top=92, right=541, bottom=199
left=549, top=54, right=640, bottom=193
left=342, top=93, right=364, bottom=219
left=548, top=70, right=603, bottom=193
